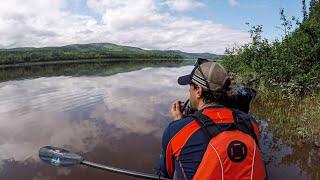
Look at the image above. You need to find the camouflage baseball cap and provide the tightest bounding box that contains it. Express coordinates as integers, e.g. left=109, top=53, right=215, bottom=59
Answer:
left=178, top=58, right=230, bottom=92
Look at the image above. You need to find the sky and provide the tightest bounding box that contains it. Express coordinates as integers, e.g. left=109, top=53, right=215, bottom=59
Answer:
left=0, top=0, right=309, bottom=54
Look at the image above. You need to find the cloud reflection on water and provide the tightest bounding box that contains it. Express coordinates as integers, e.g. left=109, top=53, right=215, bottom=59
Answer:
left=0, top=66, right=193, bottom=165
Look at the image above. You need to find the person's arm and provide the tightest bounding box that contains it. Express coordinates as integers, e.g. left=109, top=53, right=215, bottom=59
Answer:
left=157, top=124, right=174, bottom=178
left=157, top=100, right=185, bottom=178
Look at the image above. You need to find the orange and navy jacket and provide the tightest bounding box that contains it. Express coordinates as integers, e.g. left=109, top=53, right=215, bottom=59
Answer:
left=157, top=105, right=264, bottom=180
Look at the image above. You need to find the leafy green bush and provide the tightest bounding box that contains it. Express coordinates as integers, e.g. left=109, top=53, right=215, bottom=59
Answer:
left=222, top=0, right=320, bottom=96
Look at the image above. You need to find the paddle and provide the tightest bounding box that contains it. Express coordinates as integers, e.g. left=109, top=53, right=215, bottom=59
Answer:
left=39, top=146, right=171, bottom=180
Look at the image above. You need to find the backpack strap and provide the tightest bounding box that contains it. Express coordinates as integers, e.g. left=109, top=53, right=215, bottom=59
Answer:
left=188, top=109, right=260, bottom=147
left=187, top=111, right=221, bottom=140
left=231, top=109, right=260, bottom=146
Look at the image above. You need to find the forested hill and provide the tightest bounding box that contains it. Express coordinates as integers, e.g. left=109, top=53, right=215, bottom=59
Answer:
left=0, top=43, right=220, bottom=65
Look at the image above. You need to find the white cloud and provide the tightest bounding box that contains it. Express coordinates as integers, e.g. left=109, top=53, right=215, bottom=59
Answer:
left=0, top=0, right=99, bottom=48
left=102, top=0, right=164, bottom=30
left=0, top=0, right=249, bottom=54
left=165, top=0, right=205, bottom=12
left=227, top=0, right=239, bottom=7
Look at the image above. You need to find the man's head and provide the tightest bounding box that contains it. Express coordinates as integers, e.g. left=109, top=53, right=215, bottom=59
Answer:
left=178, top=59, right=231, bottom=110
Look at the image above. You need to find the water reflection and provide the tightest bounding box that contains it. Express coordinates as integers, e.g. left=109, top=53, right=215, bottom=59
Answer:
left=258, top=119, right=320, bottom=179
left=0, top=66, right=190, bottom=179
left=0, top=65, right=319, bottom=180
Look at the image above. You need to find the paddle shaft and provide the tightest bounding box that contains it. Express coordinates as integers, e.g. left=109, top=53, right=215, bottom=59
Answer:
left=81, top=160, right=171, bottom=180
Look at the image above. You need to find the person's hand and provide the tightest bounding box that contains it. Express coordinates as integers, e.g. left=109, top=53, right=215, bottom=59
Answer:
left=171, top=100, right=184, bottom=121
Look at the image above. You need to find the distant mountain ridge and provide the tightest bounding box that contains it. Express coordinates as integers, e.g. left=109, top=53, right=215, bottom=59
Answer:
left=1, top=43, right=220, bottom=59
left=5, top=43, right=146, bottom=52
left=0, top=43, right=221, bottom=65
left=157, top=50, right=221, bottom=59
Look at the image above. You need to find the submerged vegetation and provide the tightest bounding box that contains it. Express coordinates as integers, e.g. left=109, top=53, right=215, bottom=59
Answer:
left=222, top=0, right=320, bottom=145
left=252, top=88, right=320, bottom=146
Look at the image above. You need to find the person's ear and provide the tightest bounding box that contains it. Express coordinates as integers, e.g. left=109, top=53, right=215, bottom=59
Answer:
left=195, top=85, right=202, bottom=99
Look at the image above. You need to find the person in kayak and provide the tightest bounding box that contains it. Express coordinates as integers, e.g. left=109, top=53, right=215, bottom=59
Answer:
left=157, top=59, right=266, bottom=180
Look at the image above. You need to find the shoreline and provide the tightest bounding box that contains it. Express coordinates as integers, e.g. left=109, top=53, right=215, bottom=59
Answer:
left=0, top=58, right=195, bottom=69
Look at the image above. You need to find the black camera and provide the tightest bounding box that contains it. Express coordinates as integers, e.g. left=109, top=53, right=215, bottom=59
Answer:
left=224, top=86, right=257, bottom=114
left=182, top=86, right=257, bottom=115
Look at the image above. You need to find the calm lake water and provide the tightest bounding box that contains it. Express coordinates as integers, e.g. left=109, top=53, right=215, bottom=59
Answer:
left=0, top=63, right=319, bottom=180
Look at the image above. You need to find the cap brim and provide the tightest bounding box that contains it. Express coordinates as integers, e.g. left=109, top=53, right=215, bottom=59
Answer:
left=178, top=74, right=192, bottom=85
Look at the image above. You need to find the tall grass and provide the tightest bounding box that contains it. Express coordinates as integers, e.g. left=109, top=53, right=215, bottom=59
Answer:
left=251, top=86, right=320, bottom=145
